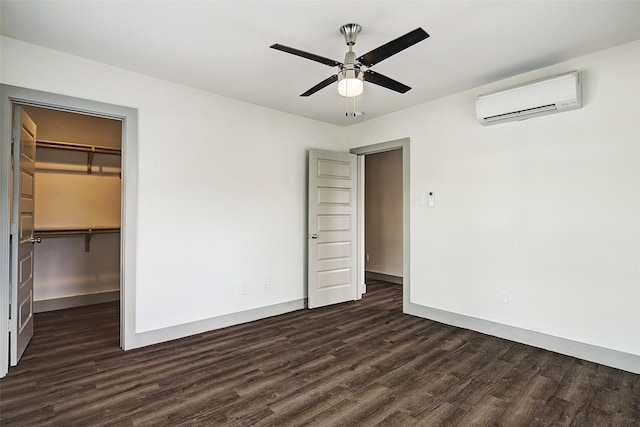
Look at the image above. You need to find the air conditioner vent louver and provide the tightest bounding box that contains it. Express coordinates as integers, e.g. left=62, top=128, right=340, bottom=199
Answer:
left=476, top=71, right=581, bottom=125
left=483, top=104, right=557, bottom=123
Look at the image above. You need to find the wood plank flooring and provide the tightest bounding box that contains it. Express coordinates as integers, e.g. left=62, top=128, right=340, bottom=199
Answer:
left=1, top=281, right=638, bottom=426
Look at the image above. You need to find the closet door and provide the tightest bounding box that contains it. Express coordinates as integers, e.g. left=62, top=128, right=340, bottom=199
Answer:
left=10, top=106, right=37, bottom=365
left=307, top=149, right=358, bottom=308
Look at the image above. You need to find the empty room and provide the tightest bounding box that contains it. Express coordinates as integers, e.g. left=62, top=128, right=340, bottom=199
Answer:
left=1, top=1, right=639, bottom=425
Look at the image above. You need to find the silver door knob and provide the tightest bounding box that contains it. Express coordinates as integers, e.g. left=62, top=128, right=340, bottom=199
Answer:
left=310, top=234, right=318, bottom=240
left=31, top=237, right=42, bottom=244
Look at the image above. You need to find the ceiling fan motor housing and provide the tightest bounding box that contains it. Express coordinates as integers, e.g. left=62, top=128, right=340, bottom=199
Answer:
left=343, top=50, right=358, bottom=68
left=340, top=23, right=362, bottom=46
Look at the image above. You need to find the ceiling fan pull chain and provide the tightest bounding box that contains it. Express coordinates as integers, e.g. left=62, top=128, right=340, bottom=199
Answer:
left=345, top=94, right=359, bottom=117
left=345, top=95, right=355, bottom=117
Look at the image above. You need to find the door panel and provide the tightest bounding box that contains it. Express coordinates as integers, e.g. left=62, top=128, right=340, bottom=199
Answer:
left=308, top=149, right=357, bottom=308
left=11, top=106, right=37, bottom=365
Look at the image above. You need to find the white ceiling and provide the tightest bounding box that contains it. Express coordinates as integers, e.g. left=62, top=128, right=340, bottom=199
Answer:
left=2, top=1, right=640, bottom=126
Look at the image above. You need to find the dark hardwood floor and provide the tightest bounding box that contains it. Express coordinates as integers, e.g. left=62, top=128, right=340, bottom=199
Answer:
left=1, top=281, right=638, bottom=426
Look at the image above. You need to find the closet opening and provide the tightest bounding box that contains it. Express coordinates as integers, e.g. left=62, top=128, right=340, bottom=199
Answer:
left=1, top=84, right=137, bottom=377
left=363, top=148, right=403, bottom=288
left=22, top=106, right=122, bottom=318
left=351, top=138, right=410, bottom=310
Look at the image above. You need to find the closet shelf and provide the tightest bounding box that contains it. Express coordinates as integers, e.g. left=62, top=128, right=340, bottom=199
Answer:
left=36, top=139, right=121, bottom=155
left=36, top=139, right=121, bottom=174
left=34, top=227, right=120, bottom=252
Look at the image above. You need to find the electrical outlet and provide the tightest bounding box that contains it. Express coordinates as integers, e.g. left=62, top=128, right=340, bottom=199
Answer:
left=240, top=283, right=247, bottom=295
left=499, top=290, right=509, bottom=304
left=264, top=283, right=269, bottom=292
left=366, top=254, right=370, bottom=262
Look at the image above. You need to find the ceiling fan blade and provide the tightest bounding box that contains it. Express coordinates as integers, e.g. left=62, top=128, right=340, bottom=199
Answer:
left=357, top=28, right=429, bottom=67
left=300, top=75, right=339, bottom=97
left=270, top=44, right=342, bottom=67
left=364, top=70, right=411, bottom=93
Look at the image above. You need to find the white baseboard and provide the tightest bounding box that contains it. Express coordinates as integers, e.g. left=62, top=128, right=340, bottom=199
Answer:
left=405, top=301, right=640, bottom=375
left=34, top=291, right=120, bottom=313
left=128, top=299, right=306, bottom=349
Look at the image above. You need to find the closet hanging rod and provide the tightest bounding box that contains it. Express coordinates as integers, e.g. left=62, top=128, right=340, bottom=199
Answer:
left=34, top=228, right=121, bottom=252
left=34, top=227, right=120, bottom=237
left=36, top=139, right=121, bottom=156
left=33, top=227, right=120, bottom=237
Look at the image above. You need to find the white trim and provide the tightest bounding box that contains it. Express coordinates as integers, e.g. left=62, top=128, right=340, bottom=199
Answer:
left=0, top=88, right=11, bottom=378
left=356, top=155, right=366, bottom=298
left=405, top=302, right=640, bottom=375
left=0, top=85, right=138, bottom=378
left=128, top=299, right=305, bottom=349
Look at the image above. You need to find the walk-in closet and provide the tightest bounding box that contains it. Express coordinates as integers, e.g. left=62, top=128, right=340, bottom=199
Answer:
left=24, top=106, right=122, bottom=312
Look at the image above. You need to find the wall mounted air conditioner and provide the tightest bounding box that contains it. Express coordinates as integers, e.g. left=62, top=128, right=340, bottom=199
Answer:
left=476, top=71, right=581, bottom=125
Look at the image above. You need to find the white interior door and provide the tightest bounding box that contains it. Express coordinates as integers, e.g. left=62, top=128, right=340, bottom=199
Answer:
left=308, top=149, right=358, bottom=308
left=10, top=106, right=37, bottom=365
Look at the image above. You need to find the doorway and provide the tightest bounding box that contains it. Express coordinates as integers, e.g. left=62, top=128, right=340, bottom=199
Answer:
left=351, top=138, right=410, bottom=311
left=364, top=149, right=403, bottom=285
left=0, top=85, right=138, bottom=378
left=24, top=106, right=122, bottom=313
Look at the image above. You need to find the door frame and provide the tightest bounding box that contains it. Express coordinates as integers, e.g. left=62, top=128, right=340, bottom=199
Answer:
left=0, top=85, right=138, bottom=378
left=350, top=138, right=410, bottom=311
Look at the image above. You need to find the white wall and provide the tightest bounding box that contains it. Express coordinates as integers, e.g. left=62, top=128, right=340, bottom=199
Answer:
left=1, top=37, right=346, bottom=333
left=33, top=234, right=120, bottom=301
left=347, top=40, right=640, bottom=357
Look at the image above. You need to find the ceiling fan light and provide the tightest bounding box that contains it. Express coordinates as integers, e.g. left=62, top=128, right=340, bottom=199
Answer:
left=338, top=69, right=364, bottom=97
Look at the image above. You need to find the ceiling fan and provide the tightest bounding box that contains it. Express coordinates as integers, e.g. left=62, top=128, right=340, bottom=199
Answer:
left=270, top=23, right=429, bottom=98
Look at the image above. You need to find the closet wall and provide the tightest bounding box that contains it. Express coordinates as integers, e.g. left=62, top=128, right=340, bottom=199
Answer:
left=24, top=106, right=122, bottom=312
left=365, top=149, right=403, bottom=283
